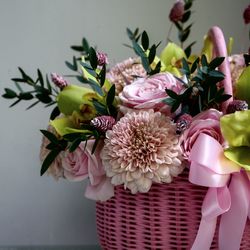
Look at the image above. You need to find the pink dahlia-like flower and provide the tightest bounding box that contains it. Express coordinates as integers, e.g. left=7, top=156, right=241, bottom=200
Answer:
left=169, top=0, right=185, bottom=22
left=61, top=140, right=114, bottom=201
left=180, top=109, right=223, bottom=161
left=106, top=57, right=146, bottom=94
left=40, top=126, right=63, bottom=180
left=243, top=5, right=250, bottom=24
left=101, top=110, right=184, bottom=194
left=119, top=72, right=183, bottom=115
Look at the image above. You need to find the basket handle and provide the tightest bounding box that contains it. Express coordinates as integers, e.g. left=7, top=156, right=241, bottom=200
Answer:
left=208, top=26, right=233, bottom=113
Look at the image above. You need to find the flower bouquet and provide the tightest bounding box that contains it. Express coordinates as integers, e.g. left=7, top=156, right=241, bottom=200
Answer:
left=3, top=1, right=250, bottom=249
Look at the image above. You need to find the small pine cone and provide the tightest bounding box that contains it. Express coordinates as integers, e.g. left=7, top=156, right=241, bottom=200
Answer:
left=51, top=73, right=68, bottom=89
left=226, top=100, right=248, bottom=114
left=90, top=115, right=116, bottom=132
left=97, top=51, right=109, bottom=66
left=176, top=114, right=192, bottom=134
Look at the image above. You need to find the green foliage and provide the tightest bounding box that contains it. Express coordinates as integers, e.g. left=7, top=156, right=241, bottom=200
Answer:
left=162, top=55, right=231, bottom=116
left=2, top=68, right=57, bottom=115
left=126, top=28, right=161, bottom=75
left=172, top=0, right=195, bottom=56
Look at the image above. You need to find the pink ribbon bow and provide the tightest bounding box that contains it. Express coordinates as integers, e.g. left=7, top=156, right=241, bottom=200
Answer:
left=189, top=133, right=250, bottom=250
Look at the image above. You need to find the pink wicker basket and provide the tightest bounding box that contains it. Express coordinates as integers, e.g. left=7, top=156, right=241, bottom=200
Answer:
left=96, top=169, right=250, bottom=249
left=96, top=27, right=250, bottom=249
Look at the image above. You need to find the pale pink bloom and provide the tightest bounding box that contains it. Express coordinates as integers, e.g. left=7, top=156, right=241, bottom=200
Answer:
left=101, top=110, right=184, bottom=194
left=119, top=72, right=183, bottom=115
left=107, top=57, right=146, bottom=94
left=40, top=126, right=63, bottom=180
left=169, top=0, right=185, bottom=22
left=62, top=140, right=114, bottom=201
left=180, top=109, right=223, bottom=161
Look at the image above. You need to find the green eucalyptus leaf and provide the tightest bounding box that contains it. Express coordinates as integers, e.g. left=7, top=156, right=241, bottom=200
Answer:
left=141, top=31, right=149, bottom=51
left=35, top=93, right=52, bottom=103
left=209, top=57, right=225, bottom=69
left=19, top=92, right=33, bottom=100
left=165, top=89, right=179, bottom=99
left=26, top=100, right=40, bottom=110
left=71, top=46, right=83, bottom=52
left=50, top=106, right=60, bottom=120
left=40, top=148, right=61, bottom=176
left=40, top=129, right=59, bottom=144
left=82, top=38, right=90, bottom=52
left=182, top=11, right=191, bottom=23
left=148, top=45, right=156, bottom=65
left=106, top=84, right=116, bottom=106
left=89, top=47, right=98, bottom=70
left=2, top=88, right=17, bottom=99
left=37, top=69, right=44, bottom=87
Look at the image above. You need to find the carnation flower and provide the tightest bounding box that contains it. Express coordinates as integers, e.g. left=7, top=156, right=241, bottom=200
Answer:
left=101, top=110, right=184, bottom=194
left=40, top=126, right=63, bottom=180
left=106, top=57, right=146, bottom=94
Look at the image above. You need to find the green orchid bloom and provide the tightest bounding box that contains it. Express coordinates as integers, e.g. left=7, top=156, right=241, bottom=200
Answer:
left=160, top=42, right=186, bottom=76
left=235, top=66, right=250, bottom=105
left=220, top=110, right=250, bottom=171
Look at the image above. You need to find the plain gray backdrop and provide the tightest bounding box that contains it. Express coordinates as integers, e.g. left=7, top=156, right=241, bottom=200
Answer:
left=0, top=0, right=249, bottom=246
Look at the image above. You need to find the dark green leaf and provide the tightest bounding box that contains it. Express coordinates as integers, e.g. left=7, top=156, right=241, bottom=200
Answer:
left=93, top=100, right=108, bottom=115
left=87, top=79, right=104, bottom=96
left=215, top=94, right=232, bottom=102
left=26, top=100, right=40, bottom=110
left=50, top=106, right=60, bottom=120
left=171, top=101, right=180, bottom=112
left=198, top=95, right=202, bottom=112
left=184, top=0, right=192, bottom=10
left=37, top=69, right=44, bottom=87
left=208, top=70, right=225, bottom=80
left=46, top=75, right=52, bottom=94
left=91, top=133, right=100, bottom=154
left=82, top=38, right=90, bottom=52
left=165, top=89, right=179, bottom=99
left=209, top=57, right=225, bottom=69
left=141, top=31, right=149, bottom=51
left=179, top=28, right=190, bottom=42
left=65, top=60, right=77, bottom=71
left=64, top=133, right=86, bottom=141
left=190, top=57, right=200, bottom=73
left=40, top=148, right=61, bottom=176
left=89, top=47, right=98, bottom=70
left=9, top=99, right=21, bottom=107
left=106, top=84, right=116, bottom=106
left=19, top=92, right=33, bottom=100
left=201, top=54, right=208, bottom=67
left=126, top=28, right=134, bottom=40
left=80, top=62, right=97, bottom=78
left=162, top=97, right=176, bottom=106
left=182, top=11, right=191, bottom=23
left=174, top=21, right=182, bottom=31
left=99, top=64, right=106, bottom=87
left=182, top=58, right=190, bottom=75
left=35, top=93, right=52, bottom=103
left=2, top=88, right=17, bottom=99
left=40, top=129, right=59, bottom=144
left=71, top=46, right=83, bottom=52
left=148, top=45, right=156, bottom=65
left=184, top=41, right=196, bottom=58
left=14, top=82, right=23, bottom=92
left=69, top=138, right=82, bottom=152
left=149, top=61, right=161, bottom=75
left=18, top=67, right=34, bottom=84
left=11, top=78, right=27, bottom=83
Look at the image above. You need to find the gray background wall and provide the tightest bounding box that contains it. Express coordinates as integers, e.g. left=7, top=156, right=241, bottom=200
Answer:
left=0, top=0, right=249, bottom=246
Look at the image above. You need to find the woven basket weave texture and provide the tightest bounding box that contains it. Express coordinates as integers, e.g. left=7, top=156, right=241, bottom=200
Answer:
left=96, top=169, right=250, bottom=250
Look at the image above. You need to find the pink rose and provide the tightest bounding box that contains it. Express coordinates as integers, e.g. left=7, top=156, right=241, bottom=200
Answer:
left=180, top=109, right=224, bottom=161
left=119, top=72, right=183, bottom=115
left=62, top=140, right=114, bottom=201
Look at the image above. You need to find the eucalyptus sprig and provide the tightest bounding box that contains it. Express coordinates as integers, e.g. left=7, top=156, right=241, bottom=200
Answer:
left=171, top=0, right=196, bottom=57
left=127, top=28, right=161, bottom=75
left=2, top=67, right=60, bottom=119
left=163, top=55, right=232, bottom=116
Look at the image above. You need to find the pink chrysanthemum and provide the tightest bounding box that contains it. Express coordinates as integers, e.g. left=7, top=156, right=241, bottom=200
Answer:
left=101, top=110, right=184, bottom=194
left=106, top=57, right=146, bottom=94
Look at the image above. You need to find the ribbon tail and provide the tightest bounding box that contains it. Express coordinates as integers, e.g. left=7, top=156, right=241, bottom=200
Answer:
left=219, top=172, right=250, bottom=250
left=191, top=217, right=217, bottom=250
